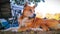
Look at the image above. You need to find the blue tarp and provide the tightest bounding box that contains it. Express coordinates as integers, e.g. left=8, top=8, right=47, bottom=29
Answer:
left=0, top=19, right=19, bottom=30
left=0, top=19, right=10, bottom=29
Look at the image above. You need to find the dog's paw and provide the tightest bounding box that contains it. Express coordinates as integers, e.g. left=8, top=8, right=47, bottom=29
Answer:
left=30, top=28, right=43, bottom=31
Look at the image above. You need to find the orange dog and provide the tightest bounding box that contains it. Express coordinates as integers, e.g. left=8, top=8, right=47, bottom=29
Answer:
left=18, top=3, right=60, bottom=31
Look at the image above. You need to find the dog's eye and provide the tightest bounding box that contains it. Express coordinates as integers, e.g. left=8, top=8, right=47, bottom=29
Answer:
left=29, top=9, right=32, bottom=12
left=29, top=9, right=32, bottom=11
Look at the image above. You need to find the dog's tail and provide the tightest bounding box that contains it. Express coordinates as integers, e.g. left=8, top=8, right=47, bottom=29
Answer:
left=58, top=20, right=60, bottom=23
left=55, top=24, right=60, bottom=30
left=54, top=20, right=60, bottom=30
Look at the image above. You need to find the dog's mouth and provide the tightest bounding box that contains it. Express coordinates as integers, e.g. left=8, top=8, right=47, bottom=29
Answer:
left=29, top=14, right=36, bottom=19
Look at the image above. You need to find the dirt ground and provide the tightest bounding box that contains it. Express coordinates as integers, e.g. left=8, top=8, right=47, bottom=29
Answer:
left=0, top=30, right=60, bottom=34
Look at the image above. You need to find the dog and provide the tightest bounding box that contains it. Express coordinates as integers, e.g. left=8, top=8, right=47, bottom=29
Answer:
left=18, top=2, right=60, bottom=31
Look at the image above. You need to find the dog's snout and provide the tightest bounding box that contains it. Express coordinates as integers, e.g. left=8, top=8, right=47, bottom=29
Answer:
left=33, top=14, right=36, bottom=17
left=29, top=14, right=36, bottom=18
left=33, top=14, right=36, bottom=18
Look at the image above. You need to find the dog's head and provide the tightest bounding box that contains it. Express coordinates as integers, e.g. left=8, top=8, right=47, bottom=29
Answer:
left=22, top=2, right=36, bottom=18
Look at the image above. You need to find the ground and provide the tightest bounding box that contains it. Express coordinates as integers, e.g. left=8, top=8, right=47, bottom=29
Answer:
left=0, top=30, right=60, bottom=34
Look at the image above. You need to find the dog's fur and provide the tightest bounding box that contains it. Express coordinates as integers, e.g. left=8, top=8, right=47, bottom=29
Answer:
left=18, top=3, right=60, bottom=31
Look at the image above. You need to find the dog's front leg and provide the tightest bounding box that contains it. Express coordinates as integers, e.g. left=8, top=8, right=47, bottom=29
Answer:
left=30, top=28, right=43, bottom=31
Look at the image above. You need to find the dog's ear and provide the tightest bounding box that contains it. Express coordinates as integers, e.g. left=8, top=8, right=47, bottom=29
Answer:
left=33, top=5, right=36, bottom=9
left=24, top=2, right=28, bottom=7
left=33, top=3, right=37, bottom=8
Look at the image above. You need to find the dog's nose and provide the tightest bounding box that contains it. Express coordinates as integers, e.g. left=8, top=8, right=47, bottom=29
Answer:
left=33, top=14, right=36, bottom=18
left=34, top=14, right=36, bottom=16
